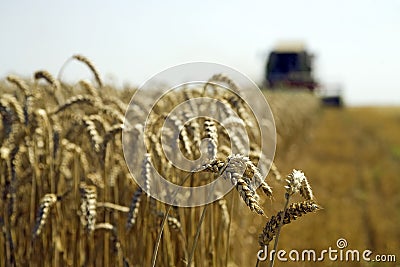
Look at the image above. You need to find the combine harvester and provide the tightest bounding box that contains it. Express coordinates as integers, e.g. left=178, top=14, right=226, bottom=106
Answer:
left=263, top=41, right=343, bottom=107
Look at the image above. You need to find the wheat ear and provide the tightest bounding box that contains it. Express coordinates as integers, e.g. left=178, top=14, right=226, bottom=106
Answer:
left=34, top=70, right=60, bottom=91
left=207, top=73, right=240, bottom=94
left=204, top=119, right=218, bottom=161
left=299, top=175, right=314, bottom=201
left=6, top=74, right=30, bottom=97
left=212, top=154, right=265, bottom=215
left=79, top=80, right=100, bottom=98
left=126, top=187, right=143, bottom=229
left=52, top=94, right=99, bottom=114
left=0, top=94, right=25, bottom=124
left=82, top=116, right=103, bottom=152
left=72, top=54, right=103, bottom=87
left=258, top=201, right=320, bottom=247
left=33, top=194, right=58, bottom=238
left=79, top=183, right=97, bottom=234
left=268, top=169, right=315, bottom=267
left=156, top=212, right=182, bottom=231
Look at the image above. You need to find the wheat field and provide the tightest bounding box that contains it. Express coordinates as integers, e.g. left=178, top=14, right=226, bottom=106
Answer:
left=0, top=55, right=357, bottom=267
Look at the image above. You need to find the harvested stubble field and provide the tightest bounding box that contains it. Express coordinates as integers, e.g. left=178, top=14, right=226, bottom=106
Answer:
left=0, top=59, right=398, bottom=267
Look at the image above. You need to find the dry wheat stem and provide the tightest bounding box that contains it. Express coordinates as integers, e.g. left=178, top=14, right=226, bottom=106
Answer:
left=151, top=172, right=194, bottom=267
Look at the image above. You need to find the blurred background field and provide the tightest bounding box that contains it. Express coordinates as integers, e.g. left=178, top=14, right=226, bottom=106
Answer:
left=250, top=103, right=400, bottom=267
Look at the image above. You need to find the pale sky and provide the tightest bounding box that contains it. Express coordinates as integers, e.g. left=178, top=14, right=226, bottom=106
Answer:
left=1, top=0, right=399, bottom=105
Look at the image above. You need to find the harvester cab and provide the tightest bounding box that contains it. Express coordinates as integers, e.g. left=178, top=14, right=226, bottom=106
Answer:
left=264, top=41, right=343, bottom=106
left=264, top=42, right=317, bottom=90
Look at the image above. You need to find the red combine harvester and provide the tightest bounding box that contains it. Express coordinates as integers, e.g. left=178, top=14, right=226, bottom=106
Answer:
left=264, top=42, right=343, bottom=106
